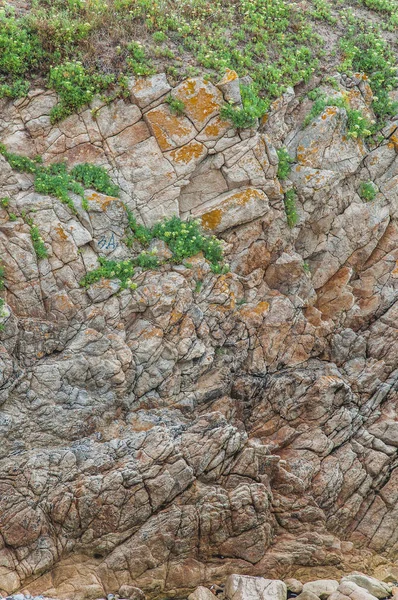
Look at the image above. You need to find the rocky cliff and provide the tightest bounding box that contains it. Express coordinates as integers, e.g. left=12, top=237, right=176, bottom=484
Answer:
left=0, top=71, right=397, bottom=599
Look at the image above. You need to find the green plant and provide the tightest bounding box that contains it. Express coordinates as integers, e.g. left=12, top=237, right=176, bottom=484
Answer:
left=303, top=262, right=311, bottom=274
left=135, top=250, right=159, bottom=269
left=359, top=180, right=378, bottom=201
left=277, top=147, right=295, bottom=180
left=165, top=94, right=185, bottom=116
left=126, top=208, right=153, bottom=246
left=70, top=163, right=119, bottom=197
left=49, top=61, right=114, bottom=123
left=0, top=197, right=9, bottom=208
left=152, top=216, right=224, bottom=269
left=0, top=147, right=120, bottom=213
left=80, top=257, right=136, bottom=289
left=339, top=27, right=398, bottom=126
left=126, top=41, right=156, bottom=76
left=236, top=297, right=247, bottom=305
left=152, top=31, right=167, bottom=43
left=284, top=188, right=298, bottom=228
left=221, top=83, right=268, bottom=129
left=194, top=280, right=203, bottom=293
left=28, top=221, right=48, bottom=259
left=303, top=93, right=372, bottom=138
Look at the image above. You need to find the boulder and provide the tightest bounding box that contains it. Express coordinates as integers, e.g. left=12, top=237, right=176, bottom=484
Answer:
left=225, top=575, right=287, bottom=600
left=341, top=574, right=392, bottom=599
left=188, top=586, right=217, bottom=600
left=285, top=579, right=303, bottom=595
left=302, top=580, right=339, bottom=599
left=297, top=592, right=322, bottom=600
left=336, top=582, right=381, bottom=600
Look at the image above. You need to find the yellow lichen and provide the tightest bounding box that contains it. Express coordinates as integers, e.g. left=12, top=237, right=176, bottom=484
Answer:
left=169, top=141, right=205, bottom=164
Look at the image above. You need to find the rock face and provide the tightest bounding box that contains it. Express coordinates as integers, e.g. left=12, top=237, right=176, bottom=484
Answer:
left=0, top=73, right=397, bottom=598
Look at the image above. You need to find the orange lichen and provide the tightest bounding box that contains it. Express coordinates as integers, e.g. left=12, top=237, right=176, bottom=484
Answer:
left=55, top=224, right=68, bottom=241
left=175, top=79, right=221, bottom=126
left=169, top=141, right=205, bottom=164
left=240, top=301, right=270, bottom=318
left=86, top=192, right=117, bottom=211
left=201, top=116, right=230, bottom=139
left=201, top=188, right=265, bottom=231
left=201, top=208, right=223, bottom=231
left=145, top=106, right=194, bottom=151
left=218, top=69, right=238, bottom=84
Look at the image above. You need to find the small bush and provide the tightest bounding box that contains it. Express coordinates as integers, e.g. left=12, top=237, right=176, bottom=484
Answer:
left=1, top=146, right=120, bottom=213
left=80, top=257, right=136, bottom=289
left=0, top=79, right=30, bottom=100
left=359, top=181, right=378, bottom=201
left=284, top=188, right=298, bottom=228
left=303, top=93, right=372, bottom=138
left=346, top=109, right=372, bottom=138
left=126, top=209, right=153, bottom=246
left=220, top=83, right=268, bottom=129
left=126, top=41, right=156, bottom=76
left=49, top=61, right=114, bottom=123
left=28, top=220, right=48, bottom=259
left=277, top=147, right=294, bottom=180
left=152, top=216, right=224, bottom=268
left=34, top=163, right=83, bottom=212
left=135, top=250, right=159, bottom=269
left=70, top=164, right=119, bottom=197
left=165, top=94, right=185, bottom=116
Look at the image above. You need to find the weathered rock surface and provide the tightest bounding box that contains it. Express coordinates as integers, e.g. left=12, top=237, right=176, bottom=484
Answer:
left=0, top=72, right=397, bottom=598
left=225, top=575, right=287, bottom=600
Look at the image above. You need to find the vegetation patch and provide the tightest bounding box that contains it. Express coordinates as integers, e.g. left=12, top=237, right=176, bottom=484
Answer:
left=303, top=91, right=373, bottom=138
left=70, top=164, right=119, bottom=197
left=221, top=83, right=268, bottom=129
left=165, top=94, right=185, bottom=116
left=26, top=218, right=48, bottom=259
left=80, top=257, right=136, bottom=289
left=284, top=188, right=299, bottom=228
left=277, top=147, right=295, bottom=180
left=340, top=26, right=398, bottom=126
left=0, top=146, right=118, bottom=212
left=49, top=61, right=114, bottom=123
left=359, top=180, right=378, bottom=201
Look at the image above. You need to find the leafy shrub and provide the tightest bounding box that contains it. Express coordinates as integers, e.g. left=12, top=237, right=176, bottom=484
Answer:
left=0, top=79, right=30, bottom=100
left=34, top=163, right=84, bottom=212
left=303, top=93, right=372, bottom=138
left=70, top=164, right=119, bottom=197
left=1, top=146, right=120, bottom=213
left=346, top=109, right=372, bottom=138
left=221, top=84, right=268, bottom=129
left=152, top=216, right=223, bottom=268
left=27, top=219, right=48, bottom=259
left=80, top=257, right=136, bottom=289
left=165, top=94, right=185, bottom=116
left=49, top=61, right=114, bottom=123
left=126, top=208, right=153, bottom=246
left=277, top=147, right=295, bottom=180
left=135, top=250, right=159, bottom=269
left=284, top=188, right=298, bottom=228
left=359, top=180, right=378, bottom=201
left=340, top=27, right=398, bottom=125
left=0, top=13, right=42, bottom=76
left=126, top=41, right=156, bottom=76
